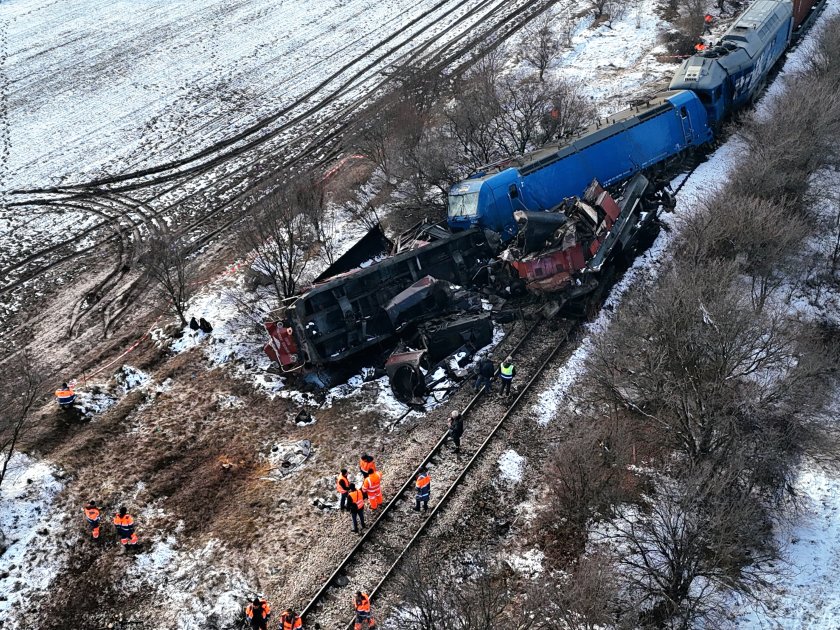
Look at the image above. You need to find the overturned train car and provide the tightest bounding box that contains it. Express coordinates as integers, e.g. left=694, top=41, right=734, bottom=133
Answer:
left=264, top=229, right=498, bottom=370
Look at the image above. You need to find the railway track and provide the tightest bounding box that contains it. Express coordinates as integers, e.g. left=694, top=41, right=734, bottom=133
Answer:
left=296, top=317, right=576, bottom=628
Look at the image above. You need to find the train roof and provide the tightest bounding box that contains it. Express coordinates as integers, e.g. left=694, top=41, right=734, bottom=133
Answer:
left=670, top=0, right=792, bottom=92
left=466, top=91, right=685, bottom=182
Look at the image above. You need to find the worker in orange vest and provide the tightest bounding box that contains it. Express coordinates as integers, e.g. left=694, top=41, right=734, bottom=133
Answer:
left=359, top=454, right=376, bottom=478
left=354, top=591, right=376, bottom=630
left=113, top=506, right=139, bottom=546
left=336, top=468, right=351, bottom=511
left=347, top=483, right=366, bottom=533
left=244, top=597, right=271, bottom=630
left=414, top=469, right=431, bottom=512
left=279, top=609, right=302, bottom=630
left=83, top=500, right=101, bottom=540
left=695, top=41, right=706, bottom=52
left=54, top=382, right=76, bottom=410
left=704, top=13, right=713, bottom=34
left=362, top=469, right=383, bottom=510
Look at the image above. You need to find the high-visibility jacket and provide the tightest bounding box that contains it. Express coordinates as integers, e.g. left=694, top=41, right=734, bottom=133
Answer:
left=416, top=473, right=431, bottom=499
left=55, top=388, right=76, bottom=406
left=362, top=471, right=382, bottom=499
left=348, top=489, right=365, bottom=511
left=695, top=42, right=706, bottom=51
left=113, top=514, right=135, bottom=535
left=84, top=506, right=100, bottom=523
left=359, top=457, right=376, bottom=475
left=500, top=363, right=515, bottom=378
left=280, top=612, right=302, bottom=630
left=704, top=13, right=713, bottom=23
left=336, top=473, right=350, bottom=494
left=245, top=599, right=271, bottom=620
left=355, top=592, right=371, bottom=613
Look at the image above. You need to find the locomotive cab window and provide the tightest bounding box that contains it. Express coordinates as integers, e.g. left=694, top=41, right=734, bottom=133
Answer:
left=680, top=107, right=689, bottom=119
left=448, top=192, right=480, bottom=217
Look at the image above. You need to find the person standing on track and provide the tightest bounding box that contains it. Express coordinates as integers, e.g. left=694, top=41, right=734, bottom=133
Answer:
left=336, top=469, right=351, bottom=511
left=474, top=358, right=495, bottom=393
left=414, top=469, right=431, bottom=512
left=347, top=483, right=366, bottom=533
left=362, top=468, right=383, bottom=510
left=359, top=454, right=376, bottom=478
left=83, top=500, right=101, bottom=540
left=703, top=12, right=713, bottom=34
left=444, top=410, right=463, bottom=454
left=244, top=597, right=271, bottom=630
left=353, top=591, right=376, bottom=630
left=499, top=356, right=516, bottom=397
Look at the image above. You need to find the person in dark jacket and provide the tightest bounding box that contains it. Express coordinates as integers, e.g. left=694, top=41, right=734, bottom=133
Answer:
left=444, top=410, right=463, bottom=453
left=189, top=316, right=200, bottom=332
left=198, top=317, right=213, bottom=333
left=474, top=358, right=495, bottom=393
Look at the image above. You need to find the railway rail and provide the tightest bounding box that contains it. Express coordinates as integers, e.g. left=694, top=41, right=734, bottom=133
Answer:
left=297, top=317, right=575, bottom=628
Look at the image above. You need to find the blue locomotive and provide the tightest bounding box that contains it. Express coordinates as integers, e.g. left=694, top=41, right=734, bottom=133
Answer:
left=447, top=0, right=823, bottom=239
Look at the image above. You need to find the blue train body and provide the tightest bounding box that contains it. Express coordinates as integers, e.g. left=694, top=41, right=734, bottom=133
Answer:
left=447, top=0, right=802, bottom=239
left=669, top=0, right=793, bottom=126
left=448, top=90, right=712, bottom=239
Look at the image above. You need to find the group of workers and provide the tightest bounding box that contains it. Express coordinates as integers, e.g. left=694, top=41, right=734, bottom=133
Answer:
left=473, top=356, right=517, bottom=397
left=82, top=501, right=139, bottom=546
left=695, top=13, right=715, bottom=51
left=244, top=592, right=375, bottom=630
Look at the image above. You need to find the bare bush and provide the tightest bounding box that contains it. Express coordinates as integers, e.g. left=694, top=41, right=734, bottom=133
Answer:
left=607, top=465, right=777, bottom=628
left=520, top=10, right=562, bottom=81
left=141, top=233, right=196, bottom=327
left=678, top=195, right=811, bottom=311
left=590, top=260, right=823, bottom=476
left=0, top=353, right=43, bottom=491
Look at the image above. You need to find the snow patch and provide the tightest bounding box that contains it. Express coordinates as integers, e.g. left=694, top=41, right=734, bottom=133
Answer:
left=497, top=449, right=526, bottom=485
left=506, top=548, right=545, bottom=577
left=0, top=454, right=66, bottom=626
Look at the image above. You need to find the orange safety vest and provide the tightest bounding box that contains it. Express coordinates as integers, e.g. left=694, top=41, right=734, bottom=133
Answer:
left=362, top=471, right=382, bottom=497
left=113, top=514, right=134, bottom=528
left=281, top=613, right=302, bottom=630
left=246, top=600, right=271, bottom=620
left=336, top=473, right=350, bottom=494
left=695, top=42, right=706, bottom=51
left=359, top=457, right=376, bottom=475
left=704, top=13, right=713, bottom=23
left=355, top=593, right=371, bottom=612
left=348, top=489, right=365, bottom=510
left=84, top=506, right=100, bottom=523
left=416, top=473, right=431, bottom=493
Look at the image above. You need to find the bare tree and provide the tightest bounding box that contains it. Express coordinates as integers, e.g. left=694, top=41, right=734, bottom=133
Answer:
left=444, top=69, right=504, bottom=170
left=0, top=353, right=43, bottom=491
left=242, top=183, right=314, bottom=303
left=295, top=172, right=337, bottom=266
left=606, top=466, right=777, bottom=628
left=141, top=233, right=196, bottom=328
left=538, top=78, right=595, bottom=144
left=521, top=10, right=562, bottom=81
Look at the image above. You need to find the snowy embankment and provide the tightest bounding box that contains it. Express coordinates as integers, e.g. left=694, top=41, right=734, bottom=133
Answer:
left=0, top=454, right=66, bottom=624
left=522, top=3, right=840, bottom=624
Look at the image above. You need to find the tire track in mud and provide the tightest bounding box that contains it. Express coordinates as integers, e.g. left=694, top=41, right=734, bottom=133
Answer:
left=1, top=0, right=555, bottom=338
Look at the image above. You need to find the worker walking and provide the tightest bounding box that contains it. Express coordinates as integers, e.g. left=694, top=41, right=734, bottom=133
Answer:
left=244, top=597, right=271, bottom=630
left=336, top=469, right=351, bottom=511
left=499, top=356, right=516, bottom=397
left=279, top=609, right=302, bottom=630
left=703, top=13, right=713, bottom=34
left=54, top=382, right=76, bottom=410
left=444, top=410, right=463, bottom=453
left=474, top=358, right=495, bottom=393
left=359, top=454, right=376, bottom=478
left=83, top=500, right=101, bottom=540
left=348, top=483, right=366, bottom=533
left=354, top=591, right=376, bottom=630
left=414, top=469, right=431, bottom=512
left=113, top=506, right=139, bottom=546
left=362, top=469, right=383, bottom=510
